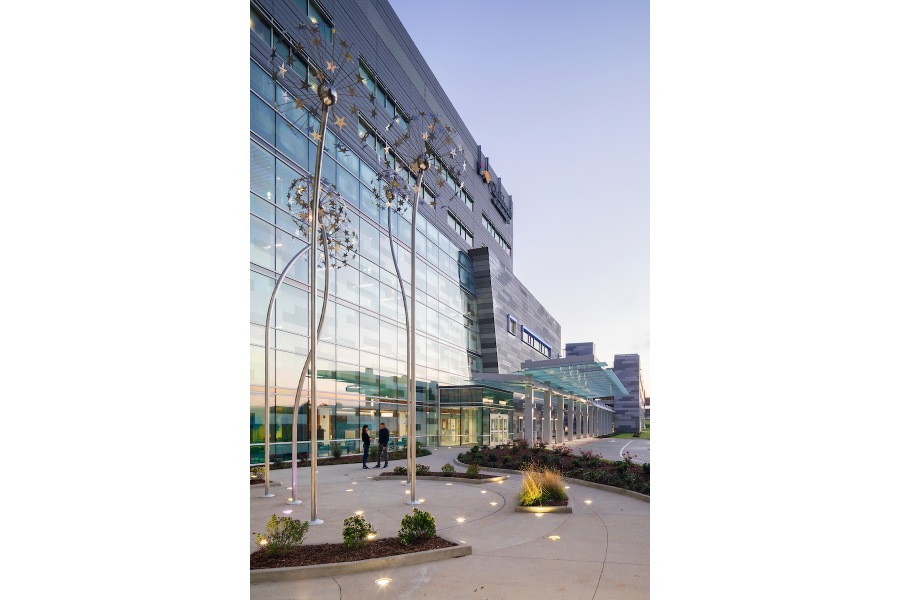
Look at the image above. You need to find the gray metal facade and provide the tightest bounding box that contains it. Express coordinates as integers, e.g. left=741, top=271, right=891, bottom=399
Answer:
left=470, top=246, right=561, bottom=374
left=611, top=353, right=646, bottom=432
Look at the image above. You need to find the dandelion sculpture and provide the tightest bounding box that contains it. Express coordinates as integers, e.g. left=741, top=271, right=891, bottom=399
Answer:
left=365, top=108, right=467, bottom=504
left=260, top=16, right=365, bottom=524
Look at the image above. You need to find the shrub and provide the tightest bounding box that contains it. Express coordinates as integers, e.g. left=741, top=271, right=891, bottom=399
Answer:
left=642, top=463, right=650, bottom=475
left=488, top=453, right=498, bottom=463
left=518, top=464, right=568, bottom=506
left=472, top=455, right=484, bottom=465
left=415, top=463, right=429, bottom=475
left=271, top=454, right=285, bottom=468
left=466, top=463, right=480, bottom=477
left=471, top=444, right=480, bottom=453
left=330, top=442, right=343, bottom=459
left=250, top=466, right=265, bottom=480
left=457, top=452, right=468, bottom=462
left=614, top=461, right=629, bottom=476
left=254, top=514, right=310, bottom=554
left=398, top=508, right=436, bottom=545
left=342, top=514, right=376, bottom=549
left=416, top=442, right=432, bottom=456
left=640, top=483, right=650, bottom=495
left=500, top=456, right=512, bottom=467
left=393, top=465, right=408, bottom=475
left=441, top=463, right=455, bottom=475
left=519, top=467, right=543, bottom=507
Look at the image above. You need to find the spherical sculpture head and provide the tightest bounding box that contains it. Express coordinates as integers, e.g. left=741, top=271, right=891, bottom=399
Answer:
left=415, top=154, right=430, bottom=172
left=318, top=84, right=337, bottom=106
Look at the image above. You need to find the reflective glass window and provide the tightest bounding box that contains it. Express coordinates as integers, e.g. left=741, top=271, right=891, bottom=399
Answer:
left=250, top=92, right=275, bottom=144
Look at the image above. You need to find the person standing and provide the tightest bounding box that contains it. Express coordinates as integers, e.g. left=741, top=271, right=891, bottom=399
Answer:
left=375, top=422, right=390, bottom=468
left=361, top=425, right=371, bottom=469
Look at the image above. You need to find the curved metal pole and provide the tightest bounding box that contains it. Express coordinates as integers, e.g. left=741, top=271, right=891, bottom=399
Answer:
left=263, top=241, right=312, bottom=497
left=386, top=205, right=411, bottom=486
left=288, top=227, right=331, bottom=505
left=307, top=102, right=331, bottom=524
left=406, top=172, right=425, bottom=504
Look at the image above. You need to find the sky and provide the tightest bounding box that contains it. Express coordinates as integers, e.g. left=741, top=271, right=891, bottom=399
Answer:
left=388, top=0, right=650, bottom=391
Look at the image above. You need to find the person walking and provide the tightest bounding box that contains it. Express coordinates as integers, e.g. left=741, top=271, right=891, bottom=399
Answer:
left=375, top=422, right=389, bottom=469
left=361, top=425, right=371, bottom=469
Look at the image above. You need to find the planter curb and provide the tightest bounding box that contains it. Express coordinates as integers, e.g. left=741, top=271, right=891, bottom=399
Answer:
left=250, top=539, right=471, bottom=583
left=372, top=474, right=505, bottom=484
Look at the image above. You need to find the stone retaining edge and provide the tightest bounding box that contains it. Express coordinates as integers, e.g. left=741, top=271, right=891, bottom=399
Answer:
left=372, top=474, right=505, bottom=484
left=250, top=540, right=472, bottom=583
left=514, top=505, right=573, bottom=514
left=451, top=458, right=650, bottom=503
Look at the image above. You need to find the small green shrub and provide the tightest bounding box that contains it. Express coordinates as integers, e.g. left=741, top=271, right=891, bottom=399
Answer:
left=457, top=452, right=468, bottom=462
left=271, top=454, right=285, bottom=468
left=254, top=514, right=310, bottom=554
left=466, top=463, right=480, bottom=477
left=369, top=446, right=378, bottom=461
left=342, top=514, right=376, bottom=549
left=330, top=442, right=343, bottom=459
left=415, top=463, right=429, bottom=475
left=640, top=483, right=650, bottom=495
left=642, top=463, right=650, bottom=475
left=500, top=456, right=512, bottom=467
left=393, top=465, right=408, bottom=475
left=250, top=466, right=265, bottom=480
left=488, top=453, right=498, bottom=463
left=398, top=508, right=436, bottom=545
left=471, top=444, right=480, bottom=453
left=614, top=461, right=629, bottom=476
left=441, top=463, right=455, bottom=475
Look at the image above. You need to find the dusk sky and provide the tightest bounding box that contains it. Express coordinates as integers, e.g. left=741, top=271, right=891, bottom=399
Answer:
left=388, top=0, right=651, bottom=390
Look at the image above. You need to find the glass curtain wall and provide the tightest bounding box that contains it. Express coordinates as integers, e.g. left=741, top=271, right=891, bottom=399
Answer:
left=250, top=49, right=481, bottom=464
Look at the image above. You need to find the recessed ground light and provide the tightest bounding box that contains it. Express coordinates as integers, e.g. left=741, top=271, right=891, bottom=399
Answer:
left=535, top=513, right=543, bottom=518
left=404, top=490, right=410, bottom=494
left=446, top=483, right=453, bottom=486
left=459, top=540, right=466, bottom=543
left=355, top=510, right=364, bottom=515
left=548, top=535, right=561, bottom=540
left=367, top=533, right=376, bottom=540
left=480, top=490, right=487, bottom=494
left=584, top=500, right=593, bottom=504
left=287, top=497, right=294, bottom=502
left=366, top=476, right=373, bottom=479
left=282, top=510, right=293, bottom=514
left=564, top=486, right=570, bottom=489
left=346, top=489, right=354, bottom=492
left=489, top=502, right=497, bottom=506
left=418, top=498, right=425, bottom=502
left=456, top=517, right=465, bottom=523
left=375, top=578, right=391, bottom=586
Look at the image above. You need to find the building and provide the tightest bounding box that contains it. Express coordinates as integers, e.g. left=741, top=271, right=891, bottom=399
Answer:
left=249, top=0, right=622, bottom=463
left=611, top=354, right=647, bottom=432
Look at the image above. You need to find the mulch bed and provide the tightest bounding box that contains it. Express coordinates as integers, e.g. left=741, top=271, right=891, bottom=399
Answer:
left=250, top=537, right=456, bottom=569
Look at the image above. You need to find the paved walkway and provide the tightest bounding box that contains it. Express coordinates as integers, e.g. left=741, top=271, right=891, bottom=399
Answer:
left=250, top=438, right=649, bottom=599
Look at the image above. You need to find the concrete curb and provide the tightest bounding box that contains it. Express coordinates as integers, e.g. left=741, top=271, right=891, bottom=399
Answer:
left=372, top=474, right=506, bottom=484
left=451, top=458, right=650, bottom=503
left=514, top=505, right=573, bottom=514
left=249, top=539, right=472, bottom=583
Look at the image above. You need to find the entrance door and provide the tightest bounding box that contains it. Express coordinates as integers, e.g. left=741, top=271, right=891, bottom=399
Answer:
left=490, top=413, right=509, bottom=445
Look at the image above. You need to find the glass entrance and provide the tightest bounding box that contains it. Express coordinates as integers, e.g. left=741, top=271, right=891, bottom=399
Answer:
left=490, top=413, right=509, bottom=445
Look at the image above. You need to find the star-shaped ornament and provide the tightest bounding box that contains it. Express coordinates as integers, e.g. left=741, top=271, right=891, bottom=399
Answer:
left=422, top=132, right=430, bottom=141
left=312, top=132, right=323, bottom=142
left=294, top=98, right=305, bottom=109
left=326, top=61, right=337, bottom=73
left=278, top=63, right=287, bottom=77
left=334, top=116, right=347, bottom=130
left=348, top=87, right=357, bottom=97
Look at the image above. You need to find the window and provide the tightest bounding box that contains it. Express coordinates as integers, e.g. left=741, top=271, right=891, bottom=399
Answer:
left=481, top=214, right=512, bottom=256
left=358, top=61, right=409, bottom=131
left=522, top=327, right=551, bottom=358
left=507, top=315, right=518, bottom=336
left=304, top=1, right=333, bottom=43
left=447, top=212, right=473, bottom=246
left=250, top=8, right=271, bottom=45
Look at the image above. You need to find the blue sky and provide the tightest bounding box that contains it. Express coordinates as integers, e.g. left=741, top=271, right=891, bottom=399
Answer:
left=388, top=0, right=650, bottom=390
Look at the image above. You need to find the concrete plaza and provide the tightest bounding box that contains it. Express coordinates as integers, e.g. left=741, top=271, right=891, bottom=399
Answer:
left=250, top=438, right=649, bottom=599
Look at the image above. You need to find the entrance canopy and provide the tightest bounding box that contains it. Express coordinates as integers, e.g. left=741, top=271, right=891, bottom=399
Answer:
left=471, top=354, right=627, bottom=408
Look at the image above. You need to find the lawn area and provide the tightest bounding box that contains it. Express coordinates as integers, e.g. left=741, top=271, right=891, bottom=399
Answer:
left=605, top=428, right=650, bottom=440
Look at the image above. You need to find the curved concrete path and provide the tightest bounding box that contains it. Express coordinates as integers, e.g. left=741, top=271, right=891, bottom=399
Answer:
left=251, top=444, right=649, bottom=599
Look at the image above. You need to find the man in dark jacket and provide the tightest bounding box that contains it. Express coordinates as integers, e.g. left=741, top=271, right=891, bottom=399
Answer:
left=375, top=422, right=389, bottom=468
left=361, top=425, right=371, bottom=469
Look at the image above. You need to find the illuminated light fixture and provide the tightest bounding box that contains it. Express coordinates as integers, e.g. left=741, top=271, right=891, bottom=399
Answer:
left=548, top=535, right=561, bottom=541
left=456, top=517, right=465, bottom=523
left=460, top=540, right=466, bottom=544
left=489, top=502, right=497, bottom=506
left=346, top=489, right=354, bottom=492
left=564, top=486, right=570, bottom=489
left=355, top=510, right=364, bottom=515
left=584, top=500, right=593, bottom=504
left=480, top=490, right=487, bottom=494
left=404, top=490, right=410, bottom=494
left=366, top=476, right=373, bottom=479
left=376, top=578, right=391, bottom=587
left=446, top=483, right=453, bottom=486
left=287, top=487, right=293, bottom=491
left=282, top=510, right=293, bottom=514
left=535, top=513, right=543, bottom=518
left=259, top=538, right=268, bottom=546
left=288, top=497, right=294, bottom=502
left=418, top=498, right=424, bottom=502
left=367, top=533, right=376, bottom=540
